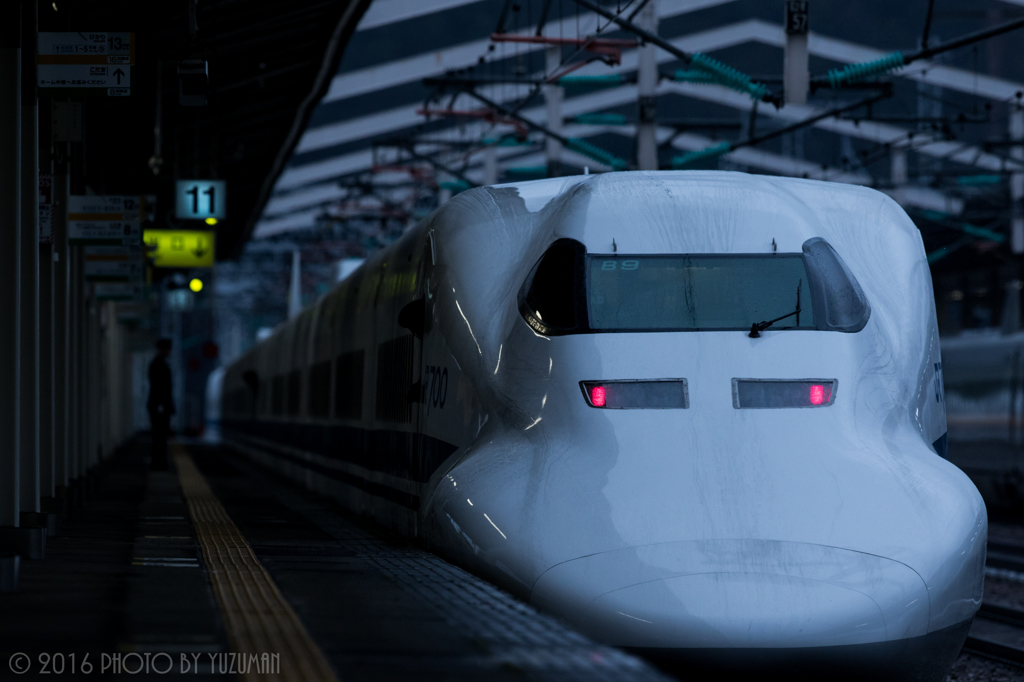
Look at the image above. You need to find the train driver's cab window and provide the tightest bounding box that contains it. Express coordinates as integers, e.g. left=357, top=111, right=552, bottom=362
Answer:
left=587, top=239, right=868, bottom=333
left=800, top=237, right=870, bottom=332
left=588, top=254, right=816, bottom=331
left=518, top=238, right=587, bottom=336
left=519, top=237, right=868, bottom=335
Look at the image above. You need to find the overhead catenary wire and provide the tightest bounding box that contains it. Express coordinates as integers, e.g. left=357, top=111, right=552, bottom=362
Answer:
left=568, top=0, right=779, bottom=103
left=815, top=14, right=1024, bottom=92
left=673, top=93, right=890, bottom=168
left=920, top=0, right=936, bottom=49
left=463, top=88, right=629, bottom=170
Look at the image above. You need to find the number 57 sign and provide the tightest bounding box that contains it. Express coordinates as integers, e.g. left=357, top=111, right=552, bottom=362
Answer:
left=175, top=179, right=226, bottom=220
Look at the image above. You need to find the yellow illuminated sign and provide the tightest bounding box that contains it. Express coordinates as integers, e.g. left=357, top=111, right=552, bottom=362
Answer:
left=143, top=230, right=215, bottom=268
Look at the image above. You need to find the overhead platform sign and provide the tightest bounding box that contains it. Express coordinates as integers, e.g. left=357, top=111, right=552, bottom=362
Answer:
left=143, top=230, right=215, bottom=268
left=69, top=195, right=142, bottom=245
left=175, top=180, right=226, bottom=221
left=93, top=281, right=144, bottom=302
left=38, top=32, right=134, bottom=97
left=84, top=246, right=144, bottom=281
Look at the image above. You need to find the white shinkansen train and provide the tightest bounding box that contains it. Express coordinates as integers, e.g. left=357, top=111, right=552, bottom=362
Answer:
left=222, top=172, right=985, bottom=680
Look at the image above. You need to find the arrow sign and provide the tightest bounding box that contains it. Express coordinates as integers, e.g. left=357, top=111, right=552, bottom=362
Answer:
left=38, top=33, right=134, bottom=96
left=143, top=229, right=215, bottom=268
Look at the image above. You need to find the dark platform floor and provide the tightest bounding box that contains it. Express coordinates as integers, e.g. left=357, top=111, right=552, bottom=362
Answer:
left=0, top=439, right=673, bottom=681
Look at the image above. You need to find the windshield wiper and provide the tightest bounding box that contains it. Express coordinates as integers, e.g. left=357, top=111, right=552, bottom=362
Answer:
left=748, top=308, right=801, bottom=338
left=749, top=279, right=803, bottom=338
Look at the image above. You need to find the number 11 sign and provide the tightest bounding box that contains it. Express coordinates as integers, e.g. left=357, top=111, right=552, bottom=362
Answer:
left=175, top=180, right=226, bottom=221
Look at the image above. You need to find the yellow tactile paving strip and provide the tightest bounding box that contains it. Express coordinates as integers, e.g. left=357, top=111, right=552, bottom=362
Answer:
left=172, top=444, right=340, bottom=682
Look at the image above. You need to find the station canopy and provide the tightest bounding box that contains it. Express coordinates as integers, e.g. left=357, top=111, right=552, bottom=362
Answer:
left=250, top=0, right=1024, bottom=270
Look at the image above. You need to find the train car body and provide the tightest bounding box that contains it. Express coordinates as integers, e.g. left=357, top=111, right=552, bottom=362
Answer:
left=223, top=171, right=985, bottom=680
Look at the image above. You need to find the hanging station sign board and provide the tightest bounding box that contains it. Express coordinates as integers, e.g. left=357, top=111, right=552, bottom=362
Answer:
left=37, top=32, right=134, bottom=96
left=175, top=180, right=226, bottom=221
left=69, top=195, right=142, bottom=245
left=83, top=246, right=145, bottom=281
left=143, top=230, right=215, bottom=268
left=93, top=281, right=144, bottom=302
left=39, top=174, right=54, bottom=244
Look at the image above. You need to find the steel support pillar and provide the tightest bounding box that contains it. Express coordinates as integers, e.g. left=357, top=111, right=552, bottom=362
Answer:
left=635, top=0, right=658, bottom=170
left=1011, top=106, right=1024, bottom=254
left=87, top=298, right=99, bottom=466
left=53, top=152, right=69, bottom=492
left=40, top=232, right=54, bottom=504
left=891, top=149, right=908, bottom=186
left=483, top=145, right=498, bottom=186
left=288, top=249, right=302, bottom=319
left=82, top=286, right=94, bottom=472
left=19, top=0, right=39, bottom=518
left=0, top=3, right=22, bottom=533
left=544, top=45, right=563, bottom=177
left=783, top=1, right=809, bottom=106
left=68, top=248, right=80, bottom=481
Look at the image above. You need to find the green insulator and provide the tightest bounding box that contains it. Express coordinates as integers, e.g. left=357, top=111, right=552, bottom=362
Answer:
left=505, top=166, right=547, bottom=176
left=558, top=74, right=624, bottom=87
left=957, top=174, right=1003, bottom=186
left=672, top=69, right=717, bottom=84
left=671, top=142, right=731, bottom=169
left=571, top=113, right=628, bottom=126
left=926, top=245, right=957, bottom=263
left=960, top=223, right=1005, bottom=243
left=826, top=52, right=904, bottom=89
left=689, top=53, right=767, bottom=101
left=439, top=180, right=472, bottom=193
left=566, top=137, right=628, bottom=171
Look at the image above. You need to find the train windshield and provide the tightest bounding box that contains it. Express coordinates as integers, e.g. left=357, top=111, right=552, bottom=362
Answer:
left=587, top=254, right=816, bottom=332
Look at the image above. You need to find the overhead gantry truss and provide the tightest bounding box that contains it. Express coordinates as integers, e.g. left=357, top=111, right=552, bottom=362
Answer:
left=253, top=0, right=1024, bottom=240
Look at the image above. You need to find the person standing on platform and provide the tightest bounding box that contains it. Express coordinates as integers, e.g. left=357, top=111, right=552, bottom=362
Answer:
left=148, top=338, right=175, bottom=470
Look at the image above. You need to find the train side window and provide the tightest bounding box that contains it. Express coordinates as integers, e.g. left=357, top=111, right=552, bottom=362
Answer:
left=271, top=375, right=285, bottom=416
left=376, top=336, right=414, bottom=423
left=518, top=238, right=587, bottom=336
left=308, top=360, right=331, bottom=418
left=335, top=349, right=364, bottom=420
left=802, top=238, right=870, bottom=333
left=287, top=370, right=302, bottom=416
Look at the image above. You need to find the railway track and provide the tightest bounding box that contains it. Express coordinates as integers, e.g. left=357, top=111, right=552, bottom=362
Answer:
left=962, top=537, right=1024, bottom=667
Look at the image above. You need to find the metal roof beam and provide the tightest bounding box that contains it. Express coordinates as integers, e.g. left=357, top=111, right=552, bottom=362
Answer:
left=358, top=0, right=489, bottom=32
left=321, top=0, right=737, bottom=105
left=257, top=119, right=962, bottom=235
left=308, top=17, right=1024, bottom=152
left=280, top=60, right=1019, bottom=194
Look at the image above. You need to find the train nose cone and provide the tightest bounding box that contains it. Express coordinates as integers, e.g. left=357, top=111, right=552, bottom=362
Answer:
left=580, top=573, right=884, bottom=648
left=530, top=540, right=929, bottom=649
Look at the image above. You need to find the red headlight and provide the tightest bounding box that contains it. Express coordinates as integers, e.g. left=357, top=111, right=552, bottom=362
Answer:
left=580, top=380, right=689, bottom=409
left=732, top=379, right=836, bottom=409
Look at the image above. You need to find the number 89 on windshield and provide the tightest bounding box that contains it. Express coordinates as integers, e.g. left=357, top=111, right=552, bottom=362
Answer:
left=601, top=260, right=639, bottom=270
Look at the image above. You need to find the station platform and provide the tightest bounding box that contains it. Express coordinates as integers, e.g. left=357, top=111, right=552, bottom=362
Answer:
left=0, top=438, right=674, bottom=681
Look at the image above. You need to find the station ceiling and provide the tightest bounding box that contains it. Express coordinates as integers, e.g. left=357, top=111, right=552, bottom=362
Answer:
left=39, top=0, right=369, bottom=258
